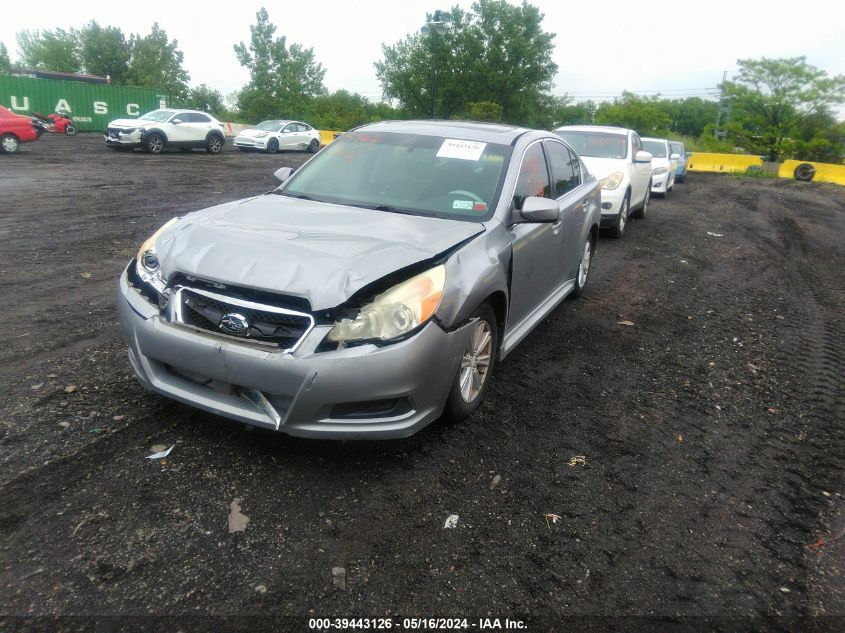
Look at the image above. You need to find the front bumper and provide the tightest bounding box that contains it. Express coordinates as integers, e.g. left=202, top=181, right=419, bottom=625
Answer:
left=117, top=265, right=472, bottom=439
left=651, top=172, right=670, bottom=192
left=105, top=128, right=144, bottom=146
left=233, top=137, right=268, bottom=149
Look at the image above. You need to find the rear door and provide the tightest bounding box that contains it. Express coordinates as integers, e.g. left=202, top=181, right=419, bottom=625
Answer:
left=507, top=142, right=569, bottom=328
left=630, top=132, right=651, bottom=205
left=544, top=139, right=588, bottom=279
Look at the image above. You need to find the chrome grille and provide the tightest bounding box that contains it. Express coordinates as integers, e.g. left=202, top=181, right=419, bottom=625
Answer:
left=169, top=286, right=314, bottom=352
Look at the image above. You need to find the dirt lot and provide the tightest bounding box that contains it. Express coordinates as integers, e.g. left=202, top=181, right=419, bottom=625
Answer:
left=1, top=134, right=843, bottom=631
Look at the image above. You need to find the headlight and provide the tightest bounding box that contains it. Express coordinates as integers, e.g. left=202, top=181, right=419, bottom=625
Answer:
left=327, top=265, right=446, bottom=344
left=653, top=167, right=667, bottom=175
left=598, top=171, right=624, bottom=190
left=136, top=218, right=178, bottom=291
left=255, top=132, right=269, bottom=138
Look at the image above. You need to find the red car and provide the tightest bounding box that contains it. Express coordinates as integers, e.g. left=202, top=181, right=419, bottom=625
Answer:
left=0, top=105, right=41, bottom=153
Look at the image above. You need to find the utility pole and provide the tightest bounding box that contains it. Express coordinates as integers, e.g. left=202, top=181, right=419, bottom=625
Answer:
left=714, top=70, right=732, bottom=140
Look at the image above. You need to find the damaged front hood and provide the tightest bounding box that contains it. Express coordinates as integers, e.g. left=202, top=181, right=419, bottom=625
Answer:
left=108, top=118, right=146, bottom=128
left=157, top=195, right=485, bottom=310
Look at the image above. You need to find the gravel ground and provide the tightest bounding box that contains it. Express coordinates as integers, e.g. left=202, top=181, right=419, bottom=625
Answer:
left=0, top=134, right=843, bottom=632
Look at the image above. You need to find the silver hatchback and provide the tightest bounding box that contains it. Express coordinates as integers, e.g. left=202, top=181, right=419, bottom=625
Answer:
left=118, top=120, right=601, bottom=438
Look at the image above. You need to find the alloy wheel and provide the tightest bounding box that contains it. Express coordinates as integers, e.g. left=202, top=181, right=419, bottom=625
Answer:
left=459, top=319, right=493, bottom=403
left=1, top=135, right=19, bottom=153
left=578, top=239, right=592, bottom=288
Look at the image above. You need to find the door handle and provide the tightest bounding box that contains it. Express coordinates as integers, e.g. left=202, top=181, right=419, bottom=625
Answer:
left=581, top=199, right=590, bottom=210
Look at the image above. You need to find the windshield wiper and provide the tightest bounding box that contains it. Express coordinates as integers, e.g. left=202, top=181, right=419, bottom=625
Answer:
left=273, top=191, right=316, bottom=200
left=344, top=202, right=416, bottom=215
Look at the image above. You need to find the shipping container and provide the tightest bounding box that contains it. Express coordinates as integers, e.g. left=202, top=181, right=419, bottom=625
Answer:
left=0, top=75, right=168, bottom=132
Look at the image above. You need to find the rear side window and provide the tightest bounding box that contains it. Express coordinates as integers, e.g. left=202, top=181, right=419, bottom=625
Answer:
left=670, top=142, right=684, bottom=155
left=187, top=113, right=211, bottom=123
left=513, top=143, right=552, bottom=209
left=631, top=134, right=642, bottom=156
left=544, top=141, right=579, bottom=198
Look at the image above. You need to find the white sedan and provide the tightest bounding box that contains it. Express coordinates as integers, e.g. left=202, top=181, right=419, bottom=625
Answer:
left=642, top=137, right=679, bottom=197
left=234, top=120, right=321, bottom=154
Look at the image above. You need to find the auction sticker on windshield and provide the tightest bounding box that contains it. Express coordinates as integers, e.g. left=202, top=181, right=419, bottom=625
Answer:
left=437, top=139, right=487, bottom=161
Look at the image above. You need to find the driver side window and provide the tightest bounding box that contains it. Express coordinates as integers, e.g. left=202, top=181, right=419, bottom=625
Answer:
left=513, top=143, right=552, bottom=210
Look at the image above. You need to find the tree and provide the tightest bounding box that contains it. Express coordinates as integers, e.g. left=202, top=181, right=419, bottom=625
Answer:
left=0, top=43, right=11, bottom=73
left=234, top=7, right=326, bottom=122
left=662, top=97, right=718, bottom=138
left=79, top=21, right=131, bottom=83
left=187, top=84, right=224, bottom=115
left=594, top=92, right=671, bottom=133
left=375, top=0, right=557, bottom=126
left=725, top=56, right=845, bottom=161
left=548, top=95, right=596, bottom=127
left=16, top=29, right=80, bottom=72
left=127, top=23, right=190, bottom=101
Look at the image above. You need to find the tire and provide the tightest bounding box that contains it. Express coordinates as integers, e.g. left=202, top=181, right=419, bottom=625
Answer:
left=206, top=135, right=224, bottom=154
left=443, top=303, right=498, bottom=422
left=676, top=174, right=685, bottom=184
left=632, top=184, right=650, bottom=218
left=65, top=125, right=77, bottom=136
left=569, top=234, right=594, bottom=299
left=307, top=138, right=320, bottom=153
left=794, top=163, right=815, bottom=182
left=610, top=193, right=630, bottom=238
left=0, top=133, right=20, bottom=154
left=145, top=133, right=165, bottom=154
left=266, top=138, right=279, bottom=154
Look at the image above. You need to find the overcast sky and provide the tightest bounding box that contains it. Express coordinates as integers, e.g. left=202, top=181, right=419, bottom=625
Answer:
left=2, top=0, right=843, bottom=110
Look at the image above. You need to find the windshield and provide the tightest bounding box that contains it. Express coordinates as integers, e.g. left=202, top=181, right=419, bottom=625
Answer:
left=642, top=140, right=667, bottom=157
left=139, top=109, right=176, bottom=122
left=670, top=142, right=684, bottom=156
left=280, top=131, right=510, bottom=221
left=256, top=120, right=285, bottom=131
left=557, top=131, right=627, bottom=159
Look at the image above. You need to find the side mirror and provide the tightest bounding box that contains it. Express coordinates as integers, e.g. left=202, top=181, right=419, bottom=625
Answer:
left=635, top=150, right=653, bottom=163
left=273, top=166, right=294, bottom=184
left=670, top=153, right=680, bottom=160
left=171, top=118, right=182, bottom=125
left=514, top=197, right=559, bottom=223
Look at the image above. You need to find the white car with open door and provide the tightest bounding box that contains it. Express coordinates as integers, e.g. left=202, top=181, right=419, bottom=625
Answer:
left=233, top=120, right=321, bottom=154
left=554, top=125, right=652, bottom=238
left=642, top=137, right=679, bottom=197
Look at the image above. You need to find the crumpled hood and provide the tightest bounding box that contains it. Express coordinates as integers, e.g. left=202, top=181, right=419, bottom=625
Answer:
left=108, top=118, right=145, bottom=128
left=234, top=128, right=268, bottom=139
left=579, top=156, right=633, bottom=180
left=156, top=194, right=485, bottom=310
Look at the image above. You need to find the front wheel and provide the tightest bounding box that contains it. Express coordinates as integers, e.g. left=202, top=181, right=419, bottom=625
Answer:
left=610, top=193, right=629, bottom=238
left=444, top=304, right=498, bottom=422
left=206, top=135, right=224, bottom=154
left=0, top=133, right=20, bottom=154
left=145, top=133, right=165, bottom=154
left=266, top=137, right=279, bottom=154
left=569, top=235, right=593, bottom=299
left=307, top=138, right=320, bottom=153
left=632, top=184, right=650, bottom=218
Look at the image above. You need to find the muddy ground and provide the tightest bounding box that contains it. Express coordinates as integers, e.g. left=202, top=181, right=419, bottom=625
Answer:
left=1, top=134, right=843, bottom=632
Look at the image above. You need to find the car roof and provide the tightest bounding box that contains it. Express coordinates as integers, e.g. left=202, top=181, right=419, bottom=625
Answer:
left=554, top=125, right=632, bottom=135
left=641, top=137, right=669, bottom=143
left=357, top=119, right=532, bottom=144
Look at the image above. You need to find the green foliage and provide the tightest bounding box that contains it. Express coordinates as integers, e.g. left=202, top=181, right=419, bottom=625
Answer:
left=16, top=28, right=80, bottom=72
left=304, top=90, right=402, bottom=131
left=0, top=43, right=11, bottom=73
left=462, top=101, right=503, bottom=122
left=661, top=97, right=718, bottom=137
left=725, top=56, right=845, bottom=161
left=594, top=92, right=671, bottom=133
left=185, top=84, right=225, bottom=115
left=548, top=96, right=596, bottom=127
left=126, top=24, right=190, bottom=102
left=234, top=7, right=326, bottom=122
left=375, top=0, right=557, bottom=126
left=79, top=21, right=131, bottom=84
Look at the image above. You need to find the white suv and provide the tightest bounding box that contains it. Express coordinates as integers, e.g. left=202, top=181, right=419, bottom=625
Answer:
left=105, top=109, right=226, bottom=154
left=554, top=125, right=652, bottom=237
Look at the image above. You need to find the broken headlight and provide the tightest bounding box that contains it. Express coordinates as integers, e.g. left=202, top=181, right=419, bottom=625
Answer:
left=135, top=217, right=178, bottom=292
left=327, top=265, right=446, bottom=344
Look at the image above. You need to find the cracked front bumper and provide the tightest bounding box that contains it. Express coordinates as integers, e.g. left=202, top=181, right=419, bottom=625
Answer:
left=117, top=266, right=472, bottom=439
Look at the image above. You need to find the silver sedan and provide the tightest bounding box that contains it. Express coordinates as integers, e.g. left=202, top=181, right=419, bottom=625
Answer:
left=118, top=120, right=601, bottom=438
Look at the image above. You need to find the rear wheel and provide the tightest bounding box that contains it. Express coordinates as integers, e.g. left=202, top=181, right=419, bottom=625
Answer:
left=444, top=304, right=497, bottom=422
left=632, top=184, right=650, bottom=218
left=307, top=138, right=320, bottom=153
left=206, top=135, right=224, bottom=154
left=570, top=235, right=594, bottom=299
left=65, top=124, right=77, bottom=136
left=0, top=134, right=20, bottom=153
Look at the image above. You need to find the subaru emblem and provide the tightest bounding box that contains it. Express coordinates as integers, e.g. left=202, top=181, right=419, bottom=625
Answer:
left=219, top=312, right=250, bottom=336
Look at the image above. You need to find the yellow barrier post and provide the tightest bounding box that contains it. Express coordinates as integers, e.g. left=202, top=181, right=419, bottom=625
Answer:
left=686, top=152, right=764, bottom=174
left=778, top=159, right=845, bottom=186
